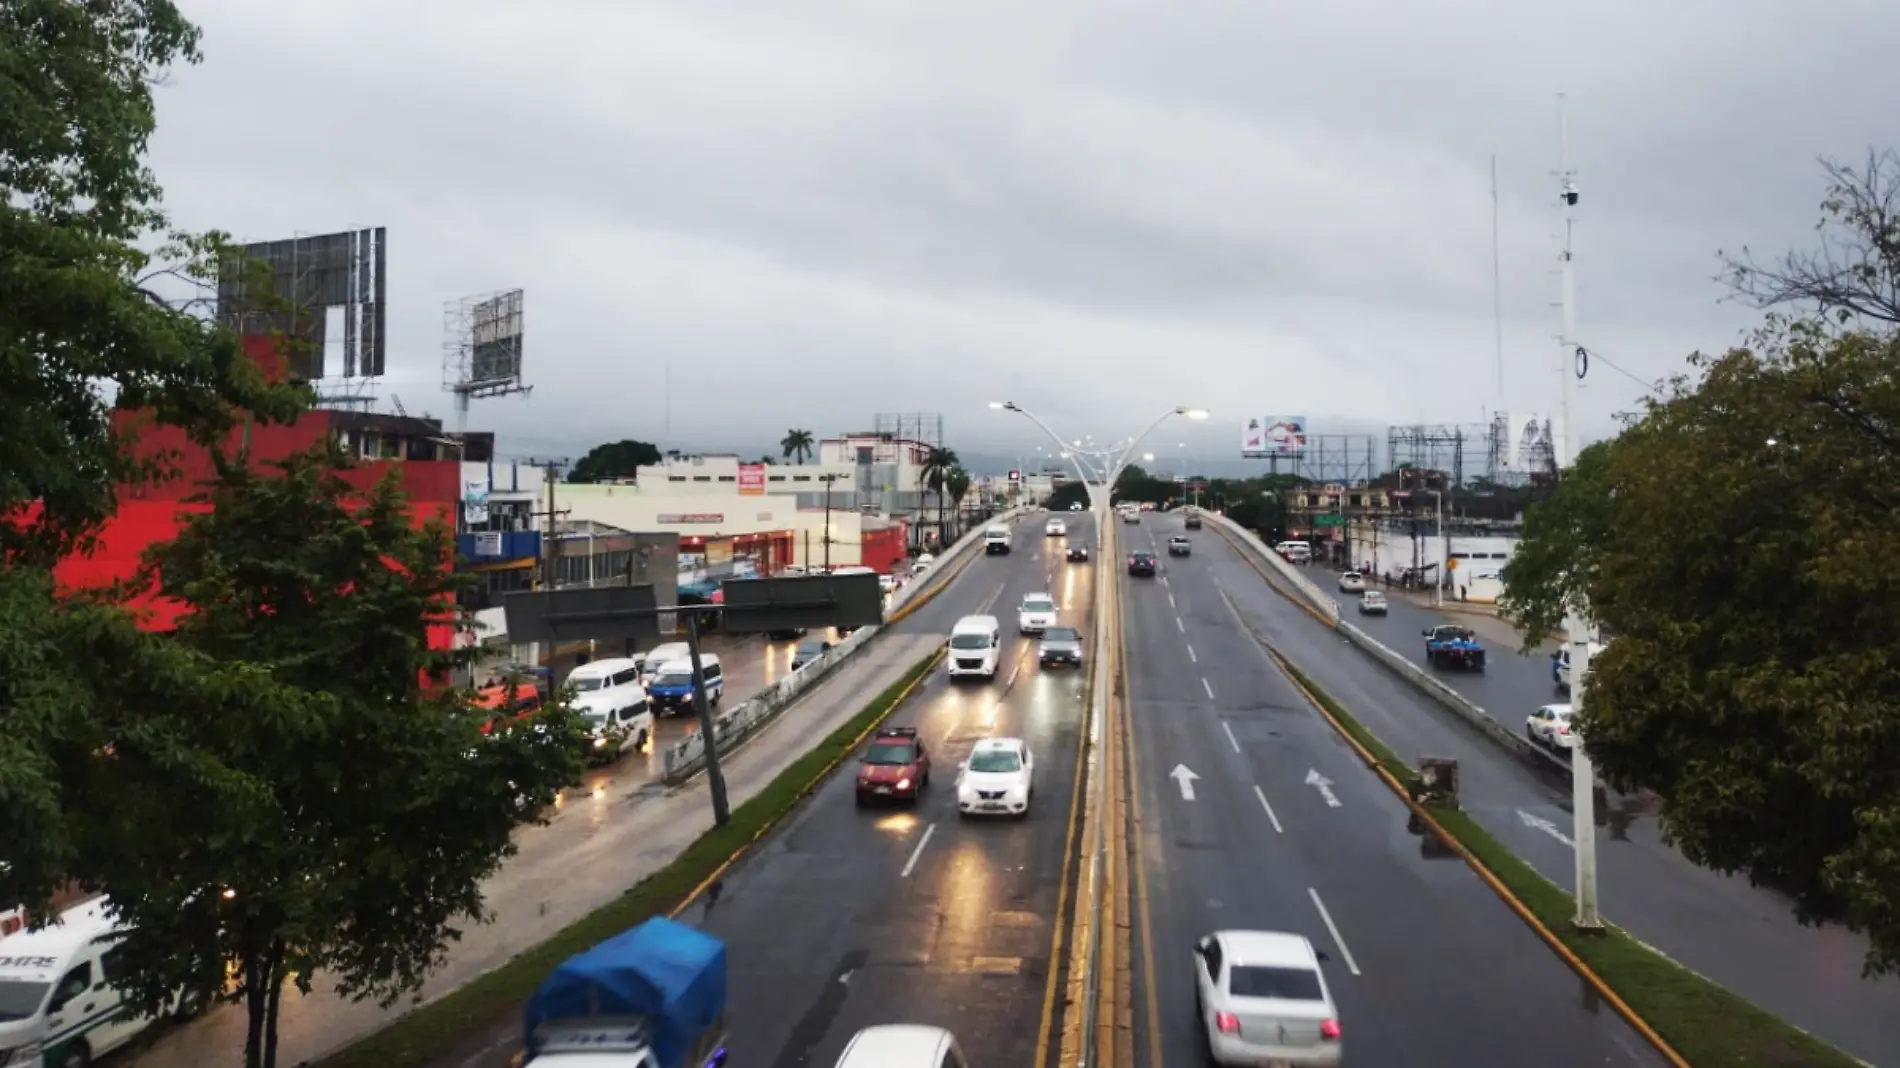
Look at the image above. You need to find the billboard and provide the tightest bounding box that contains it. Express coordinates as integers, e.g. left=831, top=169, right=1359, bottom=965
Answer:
left=737, top=463, right=766, bottom=496
left=1241, top=416, right=1308, bottom=459
left=217, top=227, right=386, bottom=382
left=470, top=289, right=525, bottom=386
left=1494, top=412, right=1558, bottom=473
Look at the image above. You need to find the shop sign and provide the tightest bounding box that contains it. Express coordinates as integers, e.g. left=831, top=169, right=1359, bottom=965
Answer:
left=658, top=513, right=723, bottom=525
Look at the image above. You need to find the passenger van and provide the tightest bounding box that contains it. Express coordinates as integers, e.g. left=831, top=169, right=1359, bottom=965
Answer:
left=0, top=897, right=172, bottom=1067
left=475, top=680, right=544, bottom=735
left=983, top=525, right=1012, bottom=555
left=565, top=658, right=652, bottom=764
left=638, top=642, right=692, bottom=686
left=1276, top=540, right=1313, bottom=563
left=947, top=615, right=1002, bottom=680
left=645, top=654, right=724, bottom=715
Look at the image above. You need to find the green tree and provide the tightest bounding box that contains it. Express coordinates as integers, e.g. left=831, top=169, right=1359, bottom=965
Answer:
left=1500, top=321, right=1900, bottom=975
left=944, top=466, right=973, bottom=524
left=1, top=0, right=310, bottom=912
left=96, top=442, right=587, bottom=1068
left=1045, top=480, right=1090, bottom=511
left=567, top=439, right=662, bottom=483
left=919, top=446, right=960, bottom=545
left=780, top=428, right=815, bottom=464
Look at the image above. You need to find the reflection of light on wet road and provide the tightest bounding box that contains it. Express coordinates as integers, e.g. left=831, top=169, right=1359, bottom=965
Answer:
left=938, top=838, right=997, bottom=968
left=877, top=811, right=923, bottom=837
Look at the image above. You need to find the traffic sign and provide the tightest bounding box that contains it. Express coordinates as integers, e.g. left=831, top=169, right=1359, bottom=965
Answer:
left=1314, top=514, right=1345, bottom=528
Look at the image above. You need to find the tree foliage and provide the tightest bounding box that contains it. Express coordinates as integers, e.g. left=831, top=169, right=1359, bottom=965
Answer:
left=93, top=442, right=586, bottom=1067
left=1720, top=149, right=1900, bottom=328
left=567, top=438, right=663, bottom=483
left=1502, top=322, right=1900, bottom=975
left=1, top=0, right=311, bottom=913
left=780, top=428, right=815, bottom=464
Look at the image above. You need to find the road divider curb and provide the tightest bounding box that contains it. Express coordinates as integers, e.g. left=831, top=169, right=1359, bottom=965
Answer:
left=1206, top=514, right=1570, bottom=775
left=1061, top=512, right=1120, bottom=1068
left=1227, top=609, right=1862, bottom=1068
left=311, top=645, right=948, bottom=1068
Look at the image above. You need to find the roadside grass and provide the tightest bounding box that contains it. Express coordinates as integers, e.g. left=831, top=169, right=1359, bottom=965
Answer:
left=315, top=649, right=944, bottom=1068
left=1273, top=654, right=1861, bottom=1068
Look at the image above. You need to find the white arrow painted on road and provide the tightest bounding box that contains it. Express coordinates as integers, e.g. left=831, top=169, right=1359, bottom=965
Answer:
left=1170, top=764, right=1200, bottom=801
left=1518, top=809, right=1575, bottom=848
left=1304, top=769, right=1342, bottom=808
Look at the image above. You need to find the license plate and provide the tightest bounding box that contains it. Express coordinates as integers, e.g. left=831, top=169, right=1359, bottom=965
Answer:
left=875, top=786, right=892, bottom=794
left=982, top=802, right=1004, bottom=810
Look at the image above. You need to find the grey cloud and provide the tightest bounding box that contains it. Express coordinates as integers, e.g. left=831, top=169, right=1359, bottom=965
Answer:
left=145, top=0, right=1900, bottom=463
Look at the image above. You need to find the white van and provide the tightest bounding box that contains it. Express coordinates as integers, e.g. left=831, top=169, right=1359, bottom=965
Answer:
left=947, top=616, right=1002, bottom=680
left=1276, top=540, right=1312, bottom=563
left=638, top=642, right=692, bottom=686
left=983, top=525, right=1012, bottom=556
left=566, top=658, right=652, bottom=764
left=0, top=897, right=170, bottom=1067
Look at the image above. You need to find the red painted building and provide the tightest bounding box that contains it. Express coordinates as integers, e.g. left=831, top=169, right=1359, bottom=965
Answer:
left=54, top=406, right=461, bottom=641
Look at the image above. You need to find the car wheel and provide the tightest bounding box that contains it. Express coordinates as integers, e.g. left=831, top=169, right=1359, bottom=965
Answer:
left=855, top=793, right=869, bottom=808
left=59, top=1043, right=90, bottom=1068
left=1526, top=726, right=1539, bottom=744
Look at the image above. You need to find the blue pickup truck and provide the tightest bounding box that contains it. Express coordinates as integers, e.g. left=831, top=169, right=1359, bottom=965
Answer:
left=1423, top=624, right=1486, bottom=671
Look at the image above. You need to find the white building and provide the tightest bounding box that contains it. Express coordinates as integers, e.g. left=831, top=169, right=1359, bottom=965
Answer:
left=1355, top=526, right=1517, bottom=604
left=817, top=434, right=935, bottom=514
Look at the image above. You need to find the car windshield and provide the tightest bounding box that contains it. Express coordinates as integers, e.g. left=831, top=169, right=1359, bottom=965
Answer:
left=578, top=707, right=611, bottom=723
left=968, top=749, right=1022, bottom=773
left=1343, top=572, right=1361, bottom=579
left=950, top=632, right=991, bottom=650
left=0, top=979, right=48, bottom=1021
left=654, top=669, right=693, bottom=686
left=1364, top=592, right=1384, bottom=602
left=796, top=641, right=828, bottom=657
left=1437, top=627, right=1474, bottom=640
left=1022, top=598, right=1055, bottom=614
left=570, top=676, right=606, bottom=692
left=1043, top=627, right=1079, bottom=642
left=864, top=742, right=915, bottom=765
left=1228, top=964, right=1325, bottom=1001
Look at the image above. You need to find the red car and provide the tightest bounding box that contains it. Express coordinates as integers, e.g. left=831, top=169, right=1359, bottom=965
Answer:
left=856, top=726, right=931, bottom=805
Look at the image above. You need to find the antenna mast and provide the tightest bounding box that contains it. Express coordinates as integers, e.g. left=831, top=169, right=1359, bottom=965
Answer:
left=1492, top=154, right=1505, bottom=401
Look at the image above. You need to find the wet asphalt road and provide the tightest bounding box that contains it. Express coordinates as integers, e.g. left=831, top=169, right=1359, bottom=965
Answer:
left=1211, top=521, right=1900, bottom=1065
left=688, top=514, right=1096, bottom=1068
left=1119, top=514, right=1668, bottom=1067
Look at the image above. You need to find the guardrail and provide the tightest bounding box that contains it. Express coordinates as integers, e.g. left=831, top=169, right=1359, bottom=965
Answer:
left=1205, top=512, right=1565, bottom=772
left=662, top=505, right=1032, bottom=784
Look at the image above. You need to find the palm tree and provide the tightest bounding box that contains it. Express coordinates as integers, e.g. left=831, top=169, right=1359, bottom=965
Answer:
left=945, top=467, right=973, bottom=535
left=780, top=428, right=815, bottom=464
left=919, top=446, right=960, bottom=547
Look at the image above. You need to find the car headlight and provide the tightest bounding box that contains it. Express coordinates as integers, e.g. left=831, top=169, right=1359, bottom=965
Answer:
left=593, top=736, right=609, bottom=749
left=896, top=778, right=911, bottom=790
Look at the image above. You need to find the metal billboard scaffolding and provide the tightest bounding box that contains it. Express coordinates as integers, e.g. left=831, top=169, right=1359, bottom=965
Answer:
left=216, top=227, right=388, bottom=409
left=442, top=289, right=531, bottom=439
left=1254, top=434, right=1377, bottom=484
left=870, top=412, right=944, bottom=464
left=1386, top=423, right=1500, bottom=488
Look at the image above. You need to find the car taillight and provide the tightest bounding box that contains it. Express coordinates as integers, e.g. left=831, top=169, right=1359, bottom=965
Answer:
left=1320, top=1018, right=1341, bottom=1040
left=1215, top=1012, right=1240, bottom=1034
left=1557, top=725, right=1570, bottom=735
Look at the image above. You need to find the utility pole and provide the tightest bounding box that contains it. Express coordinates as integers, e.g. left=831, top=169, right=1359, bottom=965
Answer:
left=1555, top=93, right=1603, bottom=932
left=681, top=610, right=730, bottom=825
left=822, top=473, right=834, bottom=572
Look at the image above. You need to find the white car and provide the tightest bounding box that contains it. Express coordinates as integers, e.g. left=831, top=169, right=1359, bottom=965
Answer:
left=1526, top=702, right=1577, bottom=749
left=1070, top=502, right=1083, bottom=512
left=911, top=553, right=936, bottom=575
left=1194, top=930, right=1342, bottom=1066
left=1017, top=593, right=1058, bottom=634
left=1337, top=571, right=1366, bottom=593
left=1045, top=518, right=1067, bottom=536
left=834, top=1025, right=969, bottom=1068
left=878, top=573, right=897, bottom=594
left=957, top=737, right=1034, bottom=817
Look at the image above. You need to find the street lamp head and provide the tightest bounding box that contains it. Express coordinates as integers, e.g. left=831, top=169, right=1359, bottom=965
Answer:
left=1142, top=452, right=1155, bottom=462
left=1177, top=407, right=1211, bottom=420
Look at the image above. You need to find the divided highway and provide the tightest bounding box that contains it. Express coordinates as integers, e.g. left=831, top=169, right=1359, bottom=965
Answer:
left=1209, top=522, right=1900, bottom=1065
left=688, top=515, right=1094, bottom=1068
left=1119, top=514, right=1668, bottom=1067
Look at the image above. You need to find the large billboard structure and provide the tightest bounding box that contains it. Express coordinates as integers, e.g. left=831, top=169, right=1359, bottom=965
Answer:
left=1490, top=411, right=1560, bottom=476
left=442, top=289, right=531, bottom=436
left=216, top=228, right=387, bottom=390
left=1241, top=416, right=1308, bottom=459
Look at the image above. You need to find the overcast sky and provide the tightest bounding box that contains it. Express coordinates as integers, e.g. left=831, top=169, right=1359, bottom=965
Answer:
left=147, top=0, right=1899, bottom=470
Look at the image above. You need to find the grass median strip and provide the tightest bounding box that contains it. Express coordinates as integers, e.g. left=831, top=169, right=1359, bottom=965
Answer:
left=1269, top=652, right=1860, bottom=1068
left=315, top=647, right=945, bottom=1068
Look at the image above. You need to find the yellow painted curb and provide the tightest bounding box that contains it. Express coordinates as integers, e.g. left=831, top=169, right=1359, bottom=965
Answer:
left=667, top=644, right=948, bottom=919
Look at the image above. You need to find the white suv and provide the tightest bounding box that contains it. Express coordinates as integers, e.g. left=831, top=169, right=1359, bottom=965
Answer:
left=1017, top=593, right=1058, bottom=634
left=957, top=737, right=1035, bottom=817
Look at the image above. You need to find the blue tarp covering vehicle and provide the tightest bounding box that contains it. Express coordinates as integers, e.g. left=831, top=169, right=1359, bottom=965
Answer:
left=521, top=917, right=728, bottom=1068
left=1423, top=624, right=1487, bottom=671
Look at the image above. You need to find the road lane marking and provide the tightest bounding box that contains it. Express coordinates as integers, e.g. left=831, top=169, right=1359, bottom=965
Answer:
left=1186, top=643, right=1197, bottom=663
left=1308, top=888, right=1362, bottom=975
left=1221, top=720, right=1240, bottom=753
left=901, top=822, right=938, bottom=878
left=1201, top=677, right=1215, bottom=700
left=1304, top=768, right=1342, bottom=808
left=1176, top=616, right=1186, bottom=633
left=1170, top=764, right=1199, bottom=801
left=1168, top=592, right=1176, bottom=610
left=1518, top=809, right=1575, bottom=848
left=1253, top=784, right=1284, bottom=833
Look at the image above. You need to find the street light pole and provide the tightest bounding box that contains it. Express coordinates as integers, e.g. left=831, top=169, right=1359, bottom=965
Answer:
left=1554, top=94, right=1603, bottom=932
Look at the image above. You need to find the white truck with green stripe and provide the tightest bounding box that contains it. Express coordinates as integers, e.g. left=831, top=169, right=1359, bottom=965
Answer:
left=0, top=898, right=161, bottom=1068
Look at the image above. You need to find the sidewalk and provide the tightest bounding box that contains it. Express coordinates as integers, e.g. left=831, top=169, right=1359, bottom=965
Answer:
left=128, top=632, right=945, bottom=1068
left=1385, top=586, right=1558, bottom=648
